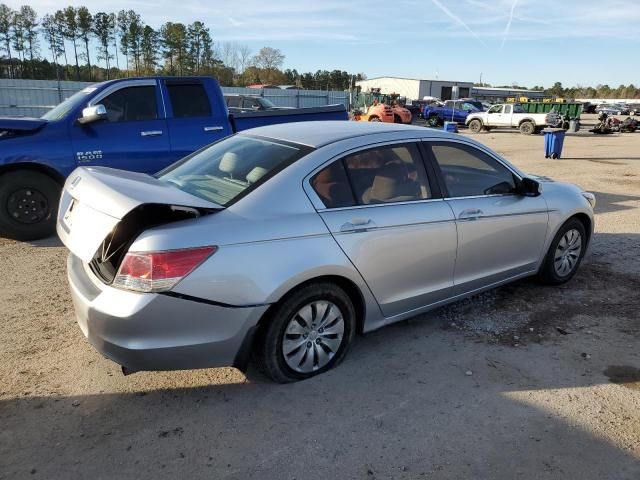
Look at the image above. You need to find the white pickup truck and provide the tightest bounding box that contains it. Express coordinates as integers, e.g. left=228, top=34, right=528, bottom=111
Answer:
left=466, top=103, right=548, bottom=135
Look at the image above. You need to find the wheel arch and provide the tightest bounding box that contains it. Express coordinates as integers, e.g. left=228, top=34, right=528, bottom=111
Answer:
left=258, top=274, right=367, bottom=335
left=467, top=117, right=483, bottom=126
left=0, top=162, right=65, bottom=186
left=571, top=212, right=593, bottom=248
left=518, top=118, right=535, bottom=127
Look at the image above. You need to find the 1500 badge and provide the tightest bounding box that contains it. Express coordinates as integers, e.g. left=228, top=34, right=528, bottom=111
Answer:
left=76, top=150, right=103, bottom=162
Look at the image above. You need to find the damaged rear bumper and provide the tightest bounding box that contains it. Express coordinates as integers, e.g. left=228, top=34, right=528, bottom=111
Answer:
left=67, top=253, right=268, bottom=372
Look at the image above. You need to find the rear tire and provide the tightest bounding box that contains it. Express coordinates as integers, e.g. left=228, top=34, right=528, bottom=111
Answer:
left=468, top=119, right=483, bottom=134
left=519, top=121, right=535, bottom=135
left=253, top=282, right=356, bottom=383
left=394, top=114, right=402, bottom=124
left=369, top=116, right=381, bottom=122
left=538, top=218, right=587, bottom=285
left=0, top=170, right=61, bottom=241
left=427, top=115, right=440, bottom=127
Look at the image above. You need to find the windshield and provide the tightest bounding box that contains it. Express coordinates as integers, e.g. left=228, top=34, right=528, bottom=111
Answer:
left=40, top=86, right=97, bottom=121
left=157, top=135, right=309, bottom=206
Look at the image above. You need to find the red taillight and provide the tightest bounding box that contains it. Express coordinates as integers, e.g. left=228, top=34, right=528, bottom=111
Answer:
left=113, top=246, right=217, bottom=293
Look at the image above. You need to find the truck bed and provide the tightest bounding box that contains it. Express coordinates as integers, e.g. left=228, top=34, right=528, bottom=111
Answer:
left=232, top=105, right=348, bottom=131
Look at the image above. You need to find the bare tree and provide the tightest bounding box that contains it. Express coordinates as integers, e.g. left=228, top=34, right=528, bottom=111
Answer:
left=252, top=46, right=284, bottom=70
left=237, top=43, right=251, bottom=74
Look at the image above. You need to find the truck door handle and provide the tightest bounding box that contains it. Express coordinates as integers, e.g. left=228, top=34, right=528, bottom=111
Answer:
left=340, top=218, right=375, bottom=232
left=204, top=126, right=224, bottom=132
left=140, top=130, right=163, bottom=137
left=458, top=209, right=484, bottom=221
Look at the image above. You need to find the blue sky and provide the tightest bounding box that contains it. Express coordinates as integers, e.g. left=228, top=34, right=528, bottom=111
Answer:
left=10, top=0, right=640, bottom=87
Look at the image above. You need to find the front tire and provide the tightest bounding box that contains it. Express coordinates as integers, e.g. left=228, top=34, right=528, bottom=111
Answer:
left=0, top=170, right=61, bottom=241
left=253, top=282, right=356, bottom=383
left=368, top=116, right=381, bottom=122
left=468, top=119, right=483, bottom=134
left=538, top=218, right=587, bottom=285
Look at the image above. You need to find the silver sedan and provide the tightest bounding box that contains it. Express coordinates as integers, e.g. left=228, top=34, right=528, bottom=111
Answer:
left=58, top=122, right=595, bottom=382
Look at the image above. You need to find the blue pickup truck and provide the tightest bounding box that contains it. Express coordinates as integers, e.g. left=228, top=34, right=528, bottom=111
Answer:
left=0, top=76, right=347, bottom=240
left=422, top=99, right=484, bottom=127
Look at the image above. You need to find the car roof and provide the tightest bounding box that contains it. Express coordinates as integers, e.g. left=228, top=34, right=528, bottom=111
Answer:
left=240, top=121, right=456, bottom=148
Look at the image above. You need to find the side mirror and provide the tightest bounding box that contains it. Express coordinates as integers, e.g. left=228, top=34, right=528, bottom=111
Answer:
left=78, top=104, right=107, bottom=125
left=519, top=177, right=542, bottom=197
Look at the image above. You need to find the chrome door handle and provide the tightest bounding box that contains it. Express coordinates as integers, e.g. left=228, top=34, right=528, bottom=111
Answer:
left=340, top=218, right=375, bottom=232
left=140, top=130, right=163, bottom=137
left=458, top=209, right=484, bottom=220
left=204, top=126, right=224, bottom=132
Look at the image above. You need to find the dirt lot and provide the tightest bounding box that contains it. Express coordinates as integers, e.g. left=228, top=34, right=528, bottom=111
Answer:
left=1, top=118, right=639, bottom=479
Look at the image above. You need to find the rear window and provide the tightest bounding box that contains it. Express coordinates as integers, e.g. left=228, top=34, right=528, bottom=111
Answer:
left=167, top=83, right=212, bottom=118
left=157, top=135, right=309, bottom=206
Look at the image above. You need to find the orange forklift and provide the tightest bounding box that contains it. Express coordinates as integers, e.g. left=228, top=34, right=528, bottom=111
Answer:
left=351, top=89, right=412, bottom=124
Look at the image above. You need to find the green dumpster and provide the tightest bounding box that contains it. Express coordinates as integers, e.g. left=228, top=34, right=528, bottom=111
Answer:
left=519, top=102, right=583, bottom=118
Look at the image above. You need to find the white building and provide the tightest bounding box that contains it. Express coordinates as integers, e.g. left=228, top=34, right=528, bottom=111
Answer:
left=355, top=76, right=474, bottom=102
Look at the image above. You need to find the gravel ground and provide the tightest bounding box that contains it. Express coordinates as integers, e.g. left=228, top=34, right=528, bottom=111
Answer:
left=1, top=117, right=639, bottom=479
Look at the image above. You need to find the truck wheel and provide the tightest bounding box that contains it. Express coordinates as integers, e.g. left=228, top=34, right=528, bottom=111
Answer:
left=427, top=115, right=440, bottom=127
left=368, top=116, right=381, bottom=122
left=519, top=121, right=535, bottom=135
left=468, top=119, right=483, bottom=134
left=0, top=170, right=61, bottom=241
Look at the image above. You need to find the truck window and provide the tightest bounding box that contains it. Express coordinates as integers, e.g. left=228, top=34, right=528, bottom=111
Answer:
left=101, top=86, right=157, bottom=122
left=167, top=83, right=212, bottom=118
left=488, top=105, right=502, bottom=114
left=504, top=105, right=512, bottom=114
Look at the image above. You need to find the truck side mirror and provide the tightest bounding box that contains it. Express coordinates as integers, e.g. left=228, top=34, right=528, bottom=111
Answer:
left=78, top=104, right=107, bottom=125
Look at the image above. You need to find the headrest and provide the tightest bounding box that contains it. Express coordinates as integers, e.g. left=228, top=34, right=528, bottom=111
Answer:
left=246, top=166, right=268, bottom=184
left=219, top=152, right=240, bottom=174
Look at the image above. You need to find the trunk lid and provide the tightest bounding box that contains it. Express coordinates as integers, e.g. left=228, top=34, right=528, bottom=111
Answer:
left=57, top=167, right=222, bottom=263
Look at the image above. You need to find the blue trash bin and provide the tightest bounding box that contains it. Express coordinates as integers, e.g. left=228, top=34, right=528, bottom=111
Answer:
left=543, top=128, right=566, bottom=159
left=444, top=121, right=458, bottom=133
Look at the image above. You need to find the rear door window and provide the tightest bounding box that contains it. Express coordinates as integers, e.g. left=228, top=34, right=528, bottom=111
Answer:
left=311, top=161, right=356, bottom=209
left=167, top=83, right=212, bottom=118
left=343, top=144, right=431, bottom=205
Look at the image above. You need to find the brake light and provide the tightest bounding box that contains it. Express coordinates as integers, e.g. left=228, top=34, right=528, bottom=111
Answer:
left=113, top=246, right=217, bottom=293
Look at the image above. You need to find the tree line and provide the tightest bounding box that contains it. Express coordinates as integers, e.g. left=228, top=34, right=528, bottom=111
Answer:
left=0, top=4, right=364, bottom=90
left=476, top=81, right=640, bottom=100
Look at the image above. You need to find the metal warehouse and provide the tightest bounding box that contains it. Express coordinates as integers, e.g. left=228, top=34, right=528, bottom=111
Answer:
left=355, top=77, right=474, bottom=102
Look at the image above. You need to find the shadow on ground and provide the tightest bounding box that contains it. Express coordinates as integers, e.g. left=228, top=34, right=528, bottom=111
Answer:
left=2, top=237, right=639, bottom=479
